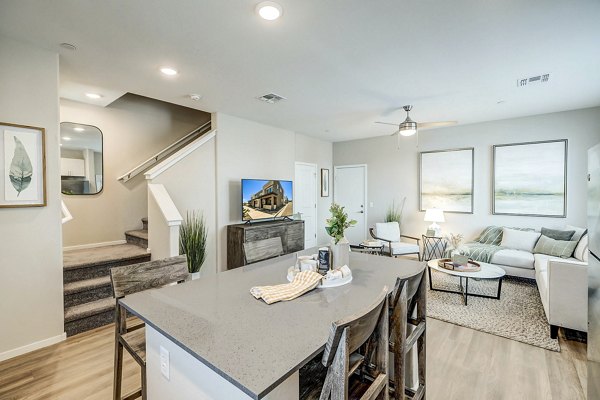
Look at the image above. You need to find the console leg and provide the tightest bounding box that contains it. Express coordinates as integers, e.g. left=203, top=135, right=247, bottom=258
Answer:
left=550, top=325, right=559, bottom=339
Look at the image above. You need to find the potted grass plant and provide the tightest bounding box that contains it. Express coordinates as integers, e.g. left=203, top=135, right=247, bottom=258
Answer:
left=179, top=211, right=208, bottom=280
left=385, top=197, right=406, bottom=226
left=325, top=203, right=357, bottom=267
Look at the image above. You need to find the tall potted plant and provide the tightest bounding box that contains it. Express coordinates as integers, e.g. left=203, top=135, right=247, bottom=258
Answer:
left=325, top=203, right=357, bottom=267
left=385, top=197, right=406, bottom=226
left=179, top=211, right=208, bottom=279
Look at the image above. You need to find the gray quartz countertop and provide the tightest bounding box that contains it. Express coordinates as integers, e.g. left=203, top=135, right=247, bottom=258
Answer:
left=120, top=249, right=425, bottom=399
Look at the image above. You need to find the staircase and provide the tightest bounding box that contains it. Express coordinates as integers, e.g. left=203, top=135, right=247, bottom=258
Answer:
left=63, top=218, right=151, bottom=337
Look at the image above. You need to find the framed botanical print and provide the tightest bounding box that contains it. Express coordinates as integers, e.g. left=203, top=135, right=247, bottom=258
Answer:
left=321, top=168, right=330, bottom=197
left=493, top=139, right=567, bottom=217
left=0, top=122, right=46, bottom=207
left=419, top=148, right=474, bottom=213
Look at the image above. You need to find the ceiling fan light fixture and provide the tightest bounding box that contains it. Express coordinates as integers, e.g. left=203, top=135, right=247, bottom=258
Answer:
left=399, top=118, right=417, bottom=137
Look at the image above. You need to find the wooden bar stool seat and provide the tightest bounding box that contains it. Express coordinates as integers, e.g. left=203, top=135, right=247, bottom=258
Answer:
left=109, top=255, right=189, bottom=400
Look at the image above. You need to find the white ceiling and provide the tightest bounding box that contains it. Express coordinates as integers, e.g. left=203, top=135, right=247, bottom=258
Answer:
left=1, top=0, right=599, bottom=142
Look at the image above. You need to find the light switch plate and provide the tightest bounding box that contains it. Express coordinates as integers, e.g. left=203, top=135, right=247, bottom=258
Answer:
left=160, top=346, right=170, bottom=380
left=369, top=202, right=374, bottom=208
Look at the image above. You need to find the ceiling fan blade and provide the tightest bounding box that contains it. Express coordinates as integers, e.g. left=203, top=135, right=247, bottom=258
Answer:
left=418, top=121, right=458, bottom=130
left=390, top=130, right=400, bottom=136
left=375, top=121, right=399, bottom=126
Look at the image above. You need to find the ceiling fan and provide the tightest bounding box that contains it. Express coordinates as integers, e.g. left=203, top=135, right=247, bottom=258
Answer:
left=375, top=105, right=457, bottom=138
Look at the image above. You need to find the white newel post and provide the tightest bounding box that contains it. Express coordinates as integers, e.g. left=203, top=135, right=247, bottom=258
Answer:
left=148, top=184, right=183, bottom=261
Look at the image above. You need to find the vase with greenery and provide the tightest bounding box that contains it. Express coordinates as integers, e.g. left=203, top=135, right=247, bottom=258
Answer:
left=179, top=211, right=208, bottom=277
left=385, top=197, right=406, bottom=226
left=325, top=203, right=356, bottom=267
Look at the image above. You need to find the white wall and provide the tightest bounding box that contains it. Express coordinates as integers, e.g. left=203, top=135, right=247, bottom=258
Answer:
left=150, top=136, right=217, bottom=275
left=295, top=134, right=333, bottom=245
left=333, top=107, right=600, bottom=240
left=60, top=95, right=210, bottom=247
left=0, top=36, right=64, bottom=358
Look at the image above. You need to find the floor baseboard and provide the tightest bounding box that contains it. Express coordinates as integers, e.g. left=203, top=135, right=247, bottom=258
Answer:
left=0, top=332, right=66, bottom=362
left=63, top=240, right=127, bottom=252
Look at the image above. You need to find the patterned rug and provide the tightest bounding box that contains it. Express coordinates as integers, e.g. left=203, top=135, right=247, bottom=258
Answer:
left=427, top=269, right=560, bottom=352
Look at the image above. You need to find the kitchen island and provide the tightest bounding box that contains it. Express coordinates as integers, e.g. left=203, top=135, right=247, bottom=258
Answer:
left=120, top=249, right=425, bottom=399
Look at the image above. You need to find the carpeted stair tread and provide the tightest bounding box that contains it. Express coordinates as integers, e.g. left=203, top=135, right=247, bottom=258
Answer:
left=64, top=297, right=114, bottom=323
left=64, top=276, right=111, bottom=295
left=63, top=244, right=149, bottom=270
left=125, top=229, right=148, bottom=240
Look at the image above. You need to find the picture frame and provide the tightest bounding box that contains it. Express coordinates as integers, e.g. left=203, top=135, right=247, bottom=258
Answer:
left=321, top=168, right=330, bottom=197
left=419, top=148, right=474, bottom=213
left=0, top=122, right=46, bottom=208
left=492, top=139, right=567, bottom=217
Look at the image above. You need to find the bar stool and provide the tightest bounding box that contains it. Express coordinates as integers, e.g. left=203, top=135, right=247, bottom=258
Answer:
left=109, top=255, right=189, bottom=400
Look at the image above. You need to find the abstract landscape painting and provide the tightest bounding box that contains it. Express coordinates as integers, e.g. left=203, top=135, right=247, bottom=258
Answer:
left=420, top=148, right=474, bottom=213
left=1, top=123, right=46, bottom=207
left=493, top=140, right=566, bottom=217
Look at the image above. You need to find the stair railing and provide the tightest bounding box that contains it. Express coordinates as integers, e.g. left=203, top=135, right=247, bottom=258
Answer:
left=61, top=200, right=73, bottom=224
left=117, top=120, right=211, bottom=183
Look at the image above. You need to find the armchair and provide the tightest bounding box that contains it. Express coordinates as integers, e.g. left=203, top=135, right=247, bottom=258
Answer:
left=370, top=222, right=421, bottom=260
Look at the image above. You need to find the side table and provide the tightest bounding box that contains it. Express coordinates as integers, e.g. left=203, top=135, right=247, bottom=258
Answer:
left=421, top=235, right=447, bottom=261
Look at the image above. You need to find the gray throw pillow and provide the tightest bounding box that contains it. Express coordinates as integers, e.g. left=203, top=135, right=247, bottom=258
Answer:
left=533, top=235, right=578, bottom=258
left=541, top=227, right=575, bottom=241
left=476, top=226, right=503, bottom=245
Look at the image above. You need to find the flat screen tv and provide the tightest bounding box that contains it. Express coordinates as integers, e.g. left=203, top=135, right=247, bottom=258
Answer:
left=242, top=179, right=293, bottom=221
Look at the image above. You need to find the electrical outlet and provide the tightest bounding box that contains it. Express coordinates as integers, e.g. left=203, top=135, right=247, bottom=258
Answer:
left=160, top=346, right=170, bottom=380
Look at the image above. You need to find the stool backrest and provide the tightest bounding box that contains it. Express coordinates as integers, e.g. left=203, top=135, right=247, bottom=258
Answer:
left=110, top=255, right=189, bottom=299
left=243, top=237, right=284, bottom=264
left=391, top=269, right=425, bottom=312
left=321, top=286, right=388, bottom=367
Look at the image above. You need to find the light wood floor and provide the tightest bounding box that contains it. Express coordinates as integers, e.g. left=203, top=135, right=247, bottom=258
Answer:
left=0, top=318, right=587, bottom=400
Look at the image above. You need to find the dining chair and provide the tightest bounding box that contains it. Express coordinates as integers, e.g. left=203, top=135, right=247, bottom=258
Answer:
left=243, top=236, right=284, bottom=264
left=300, top=286, right=389, bottom=400
left=109, top=255, right=189, bottom=400
left=388, top=270, right=427, bottom=400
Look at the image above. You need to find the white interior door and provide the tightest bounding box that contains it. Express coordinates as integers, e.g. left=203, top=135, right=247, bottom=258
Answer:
left=295, top=162, right=318, bottom=248
left=334, top=165, right=367, bottom=245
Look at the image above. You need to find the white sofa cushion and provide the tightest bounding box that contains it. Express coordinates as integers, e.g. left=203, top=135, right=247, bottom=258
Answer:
left=384, top=241, right=420, bottom=256
left=375, top=222, right=400, bottom=242
left=566, top=225, right=587, bottom=242
left=574, top=234, right=589, bottom=262
left=491, top=249, right=535, bottom=269
left=500, top=228, right=541, bottom=252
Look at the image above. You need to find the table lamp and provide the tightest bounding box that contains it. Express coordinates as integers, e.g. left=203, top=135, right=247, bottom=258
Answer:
left=424, top=208, right=445, bottom=236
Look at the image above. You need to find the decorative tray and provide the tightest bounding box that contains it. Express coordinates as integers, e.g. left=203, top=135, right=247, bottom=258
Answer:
left=287, top=267, right=353, bottom=288
left=437, top=258, right=481, bottom=272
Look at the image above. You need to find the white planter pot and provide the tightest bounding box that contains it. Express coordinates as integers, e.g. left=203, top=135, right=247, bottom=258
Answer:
left=191, top=272, right=201, bottom=280
left=331, top=237, right=350, bottom=268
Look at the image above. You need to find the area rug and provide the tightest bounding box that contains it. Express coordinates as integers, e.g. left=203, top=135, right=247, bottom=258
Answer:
left=426, top=269, right=560, bottom=352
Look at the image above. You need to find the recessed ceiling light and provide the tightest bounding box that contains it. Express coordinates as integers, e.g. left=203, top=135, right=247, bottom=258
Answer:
left=63, top=137, right=72, bottom=141
left=85, top=92, right=102, bottom=99
left=160, top=67, right=178, bottom=76
left=256, top=1, right=283, bottom=20
left=73, top=127, right=85, bottom=132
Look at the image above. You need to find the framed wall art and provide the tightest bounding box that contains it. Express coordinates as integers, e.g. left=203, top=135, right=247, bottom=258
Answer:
left=0, top=122, right=46, bottom=208
left=419, top=148, right=474, bottom=213
left=321, top=168, right=330, bottom=197
left=493, top=139, right=567, bottom=217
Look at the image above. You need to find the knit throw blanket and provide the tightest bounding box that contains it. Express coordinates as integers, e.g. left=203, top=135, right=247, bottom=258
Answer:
left=454, top=242, right=503, bottom=264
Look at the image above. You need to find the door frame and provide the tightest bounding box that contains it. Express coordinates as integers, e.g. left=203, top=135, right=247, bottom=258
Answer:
left=294, top=162, right=318, bottom=247
left=333, top=164, right=368, bottom=242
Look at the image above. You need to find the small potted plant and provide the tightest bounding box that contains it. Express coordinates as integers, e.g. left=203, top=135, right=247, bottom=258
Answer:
left=325, top=203, right=357, bottom=267
left=179, top=211, right=208, bottom=279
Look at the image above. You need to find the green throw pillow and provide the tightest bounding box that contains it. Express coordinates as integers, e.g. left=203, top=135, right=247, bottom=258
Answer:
left=533, top=235, right=578, bottom=258
left=476, top=226, right=504, bottom=245
left=541, top=227, right=575, bottom=241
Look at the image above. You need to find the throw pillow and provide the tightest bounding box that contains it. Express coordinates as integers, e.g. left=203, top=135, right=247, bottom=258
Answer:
left=541, top=227, right=575, bottom=241
left=476, top=226, right=504, bottom=245
left=566, top=225, right=588, bottom=242
left=500, top=228, right=541, bottom=252
left=574, top=234, right=589, bottom=262
left=533, top=235, right=578, bottom=258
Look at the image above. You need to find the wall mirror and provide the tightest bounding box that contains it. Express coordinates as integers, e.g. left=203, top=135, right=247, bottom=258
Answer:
left=60, top=122, right=103, bottom=195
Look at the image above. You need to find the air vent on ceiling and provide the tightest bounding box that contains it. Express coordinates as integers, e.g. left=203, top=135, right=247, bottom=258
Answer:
left=517, top=73, right=550, bottom=87
left=257, top=92, right=287, bottom=104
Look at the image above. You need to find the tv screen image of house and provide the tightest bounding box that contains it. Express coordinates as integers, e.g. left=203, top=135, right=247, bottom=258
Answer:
left=242, top=179, right=293, bottom=221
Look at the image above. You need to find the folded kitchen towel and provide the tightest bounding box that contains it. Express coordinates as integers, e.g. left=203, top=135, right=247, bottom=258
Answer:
left=250, top=270, right=323, bottom=305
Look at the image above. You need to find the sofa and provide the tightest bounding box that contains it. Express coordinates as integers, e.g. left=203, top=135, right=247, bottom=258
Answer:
left=456, top=226, right=589, bottom=337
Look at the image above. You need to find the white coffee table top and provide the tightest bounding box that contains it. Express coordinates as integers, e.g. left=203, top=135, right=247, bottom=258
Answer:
left=427, top=259, right=506, bottom=279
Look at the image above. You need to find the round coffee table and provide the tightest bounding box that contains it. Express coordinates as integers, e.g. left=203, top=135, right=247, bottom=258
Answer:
left=427, top=259, right=506, bottom=305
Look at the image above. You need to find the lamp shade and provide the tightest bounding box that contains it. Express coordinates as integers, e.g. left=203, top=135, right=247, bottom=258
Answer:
left=424, top=208, right=445, bottom=223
